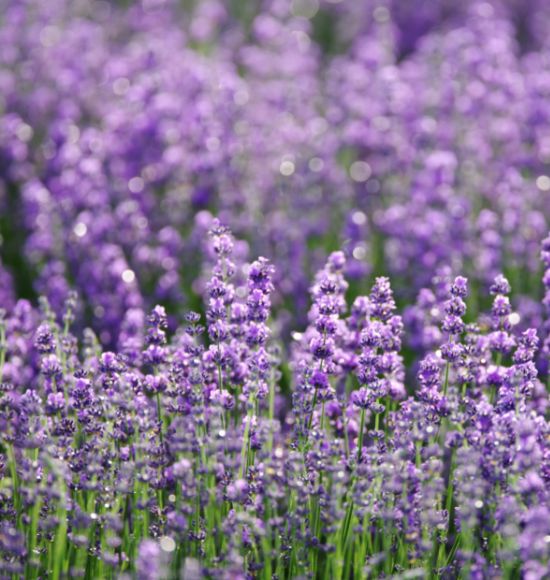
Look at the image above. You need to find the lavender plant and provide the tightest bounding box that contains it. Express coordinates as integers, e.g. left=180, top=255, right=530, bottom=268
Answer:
left=2, top=0, right=550, bottom=578
left=0, top=221, right=549, bottom=578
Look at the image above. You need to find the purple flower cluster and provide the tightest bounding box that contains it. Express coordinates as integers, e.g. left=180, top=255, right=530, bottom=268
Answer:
left=2, top=0, right=550, bottom=578
left=0, top=222, right=549, bottom=578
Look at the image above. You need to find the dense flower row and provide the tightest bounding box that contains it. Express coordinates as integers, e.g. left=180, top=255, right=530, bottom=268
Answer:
left=1, top=221, right=550, bottom=578
left=3, top=1, right=550, bottom=578
left=1, top=0, right=550, bottom=344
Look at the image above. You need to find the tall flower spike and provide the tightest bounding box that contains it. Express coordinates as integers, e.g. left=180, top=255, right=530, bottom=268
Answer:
left=244, top=257, right=275, bottom=394
left=353, top=276, right=404, bottom=460
left=205, top=220, right=236, bottom=346
left=488, top=274, right=516, bottom=358
left=203, top=219, right=243, bottom=400
left=291, top=252, right=347, bottom=439
left=144, top=305, right=168, bottom=367
left=310, top=253, right=347, bottom=382
left=356, top=277, right=403, bottom=398
left=440, top=276, right=468, bottom=368
left=308, top=251, right=348, bottom=371
left=369, top=277, right=396, bottom=323
left=239, top=257, right=275, bottom=478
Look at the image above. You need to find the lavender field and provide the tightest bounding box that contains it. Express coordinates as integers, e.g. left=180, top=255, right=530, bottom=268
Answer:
left=2, top=0, right=550, bottom=578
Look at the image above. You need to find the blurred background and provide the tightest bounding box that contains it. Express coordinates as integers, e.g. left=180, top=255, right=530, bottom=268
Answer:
left=1, top=0, right=549, bottom=347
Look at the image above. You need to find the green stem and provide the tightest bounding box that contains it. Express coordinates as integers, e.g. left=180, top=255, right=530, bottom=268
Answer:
left=306, top=386, right=319, bottom=437
left=443, top=362, right=450, bottom=397
left=26, top=453, right=41, bottom=578
left=156, top=392, right=164, bottom=444
left=7, top=445, right=21, bottom=530
left=357, top=408, right=366, bottom=464
left=240, top=401, right=253, bottom=479
left=268, top=368, right=276, bottom=453
left=52, top=478, right=68, bottom=580
left=490, top=352, right=503, bottom=404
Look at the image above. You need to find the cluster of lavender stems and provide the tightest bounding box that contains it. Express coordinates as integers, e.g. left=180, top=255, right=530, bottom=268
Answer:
left=0, top=219, right=549, bottom=579
left=3, top=0, right=550, bottom=579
